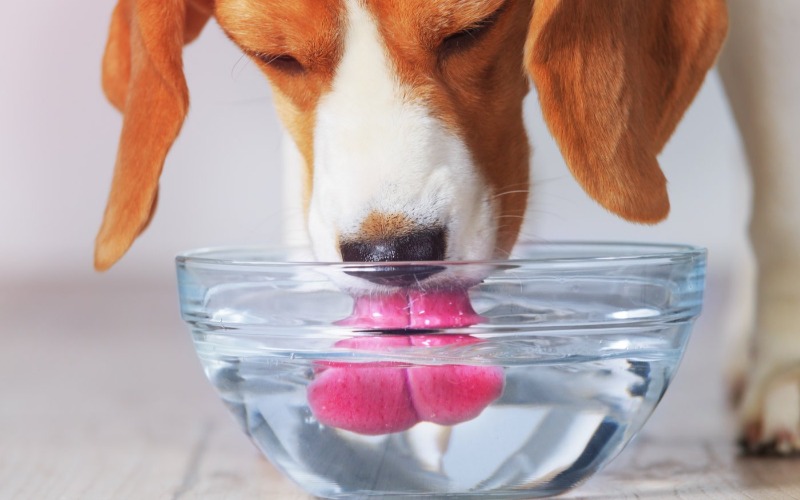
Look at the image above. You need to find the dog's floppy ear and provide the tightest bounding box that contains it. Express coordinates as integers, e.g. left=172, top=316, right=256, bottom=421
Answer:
left=526, top=0, right=728, bottom=223
left=95, top=0, right=213, bottom=271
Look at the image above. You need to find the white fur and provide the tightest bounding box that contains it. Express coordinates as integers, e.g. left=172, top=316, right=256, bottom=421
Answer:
left=282, top=130, right=312, bottom=248
left=719, top=0, right=800, bottom=452
left=307, top=0, right=496, bottom=262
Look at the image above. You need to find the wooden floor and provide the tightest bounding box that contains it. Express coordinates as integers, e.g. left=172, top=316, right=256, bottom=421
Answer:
left=2, top=280, right=799, bottom=499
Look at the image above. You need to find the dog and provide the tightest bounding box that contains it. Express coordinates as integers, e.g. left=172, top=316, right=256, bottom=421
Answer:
left=96, top=0, right=799, bottom=454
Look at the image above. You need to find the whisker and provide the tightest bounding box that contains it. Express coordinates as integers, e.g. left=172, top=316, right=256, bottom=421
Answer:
left=231, top=54, right=250, bottom=80
left=494, top=182, right=532, bottom=190
left=521, top=208, right=569, bottom=222
left=491, top=190, right=531, bottom=200
left=529, top=175, right=569, bottom=186
left=494, top=215, right=528, bottom=220
left=527, top=192, right=581, bottom=204
left=492, top=246, right=513, bottom=259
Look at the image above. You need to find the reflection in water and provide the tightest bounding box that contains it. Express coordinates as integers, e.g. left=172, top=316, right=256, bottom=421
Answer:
left=307, top=334, right=506, bottom=435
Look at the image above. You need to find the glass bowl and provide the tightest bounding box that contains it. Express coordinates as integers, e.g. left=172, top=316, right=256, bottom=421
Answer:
left=176, top=242, right=706, bottom=499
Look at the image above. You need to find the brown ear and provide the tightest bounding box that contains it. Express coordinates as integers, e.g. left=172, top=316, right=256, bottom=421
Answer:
left=95, top=0, right=213, bottom=271
left=525, top=0, right=728, bottom=223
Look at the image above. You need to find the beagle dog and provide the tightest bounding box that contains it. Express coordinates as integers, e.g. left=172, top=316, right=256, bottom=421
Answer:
left=99, top=0, right=800, bottom=453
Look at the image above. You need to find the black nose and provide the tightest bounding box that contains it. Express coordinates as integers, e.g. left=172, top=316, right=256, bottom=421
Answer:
left=340, top=227, right=447, bottom=262
left=340, top=227, right=447, bottom=287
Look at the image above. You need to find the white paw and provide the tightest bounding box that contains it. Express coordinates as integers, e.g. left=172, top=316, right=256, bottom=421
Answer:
left=738, top=346, right=800, bottom=455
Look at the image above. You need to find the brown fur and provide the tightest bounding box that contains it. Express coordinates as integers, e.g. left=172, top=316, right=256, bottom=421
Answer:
left=526, top=0, right=728, bottom=223
left=95, top=0, right=728, bottom=269
left=216, top=0, right=344, bottom=205
left=95, top=0, right=214, bottom=271
left=358, top=212, right=417, bottom=241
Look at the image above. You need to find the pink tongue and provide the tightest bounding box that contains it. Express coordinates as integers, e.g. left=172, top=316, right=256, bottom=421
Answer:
left=336, top=289, right=484, bottom=329
left=308, top=290, right=504, bottom=435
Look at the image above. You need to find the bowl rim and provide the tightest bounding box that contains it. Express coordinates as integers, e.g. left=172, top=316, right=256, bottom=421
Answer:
left=176, top=240, right=707, bottom=268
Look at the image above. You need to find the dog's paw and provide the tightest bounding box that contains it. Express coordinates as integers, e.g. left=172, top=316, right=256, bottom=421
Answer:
left=738, top=352, right=800, bottom=455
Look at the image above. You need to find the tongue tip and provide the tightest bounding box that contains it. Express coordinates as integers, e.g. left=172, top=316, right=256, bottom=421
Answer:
left=344, top=288, right=483, bottom=330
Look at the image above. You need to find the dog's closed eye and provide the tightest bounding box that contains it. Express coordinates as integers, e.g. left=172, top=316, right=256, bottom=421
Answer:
left=253, top=52, right=305, bottom=75
left=439, top=4, right=504, bottom=58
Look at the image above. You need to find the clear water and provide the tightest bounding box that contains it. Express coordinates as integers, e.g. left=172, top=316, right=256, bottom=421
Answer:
left=178, top=243, right=706, bottom=497
left=194, top=326, right=688, bottom=499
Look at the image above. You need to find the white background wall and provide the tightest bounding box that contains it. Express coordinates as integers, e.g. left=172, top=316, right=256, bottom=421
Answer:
left=1, top=1, right=751, bottom=306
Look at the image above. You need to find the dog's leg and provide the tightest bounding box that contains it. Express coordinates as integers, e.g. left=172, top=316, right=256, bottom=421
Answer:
left=718, top=0, right=800, bottom=454
left=722, top=240, right=758, bottom=405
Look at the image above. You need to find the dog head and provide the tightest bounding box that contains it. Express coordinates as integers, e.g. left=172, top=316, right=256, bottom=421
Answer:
left=95, top=0, right=727, bottom=270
